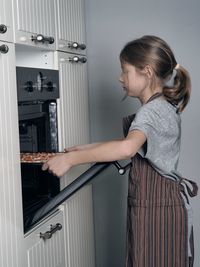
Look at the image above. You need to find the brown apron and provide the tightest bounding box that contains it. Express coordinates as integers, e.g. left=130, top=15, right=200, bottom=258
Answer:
left=123, top=111, right=198, bottom=267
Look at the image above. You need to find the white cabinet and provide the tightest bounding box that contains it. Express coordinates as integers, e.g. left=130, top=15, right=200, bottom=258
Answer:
left=0, top=41, right=25, bottom=267
left=24, top=208, right=65, bottom=267
left=65, top=186, right=95, bottom=267
left=55, top=0, right=87, bottom=54
left=0, top=0, right=14, bottom=42
left=55, top=51, right=95, bottom=267
left=13, top=0, right=56, bottom=49
left=56, top=51, right=90, bottom=186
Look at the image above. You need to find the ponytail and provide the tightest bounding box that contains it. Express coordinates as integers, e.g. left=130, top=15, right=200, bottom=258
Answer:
left=163, top=64, right=191, bottom=113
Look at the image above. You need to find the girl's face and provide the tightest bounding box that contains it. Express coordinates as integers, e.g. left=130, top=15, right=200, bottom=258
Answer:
left=119, top=62, right=149, bottom=99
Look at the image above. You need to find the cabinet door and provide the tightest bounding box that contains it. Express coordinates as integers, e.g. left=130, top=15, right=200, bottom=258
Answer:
left=25, top=209, right=65, bottom=267
left=13, top=0, right=56, bottom=49
left=0, top=42, right=25, bottom=267
left=65, top=185, right=95, bottom=267
left=56, top=51, right=90, bottom=187
left=56, top=0, right=87, bottom=54
left=0, top=0, right=13, bottom=42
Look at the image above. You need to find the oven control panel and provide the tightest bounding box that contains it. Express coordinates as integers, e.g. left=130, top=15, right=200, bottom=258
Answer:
left=16, top=67, right=59, bottom=102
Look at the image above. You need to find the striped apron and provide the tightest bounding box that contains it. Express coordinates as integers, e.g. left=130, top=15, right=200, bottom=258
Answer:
left=123, top=114, right=198, bottom=267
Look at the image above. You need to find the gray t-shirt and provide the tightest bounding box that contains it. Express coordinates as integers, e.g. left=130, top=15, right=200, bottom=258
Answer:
left=129, top=98, right=181, bottom=180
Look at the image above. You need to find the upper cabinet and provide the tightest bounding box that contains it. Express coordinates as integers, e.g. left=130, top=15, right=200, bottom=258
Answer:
left=55, top=0, right=87, bottom=54
left=13, top=0, right=56, bottom=50
left=0, top=0, right=14, bottom=42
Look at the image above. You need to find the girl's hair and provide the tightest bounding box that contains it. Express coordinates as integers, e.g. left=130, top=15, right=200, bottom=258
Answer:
left=120, top=35, right=191, bottom=112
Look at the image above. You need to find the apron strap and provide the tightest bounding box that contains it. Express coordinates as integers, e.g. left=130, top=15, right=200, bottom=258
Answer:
left=179, top=177, right=198, bottom=201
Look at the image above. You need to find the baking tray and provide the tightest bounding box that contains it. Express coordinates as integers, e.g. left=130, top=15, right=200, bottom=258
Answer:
left=20, top=152, right=65, bottom=164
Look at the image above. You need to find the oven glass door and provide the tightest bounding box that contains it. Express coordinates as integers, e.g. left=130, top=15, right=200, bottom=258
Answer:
left=18, top=101, right=60, bottom=233
left=21, top=163, right=60, bottom=232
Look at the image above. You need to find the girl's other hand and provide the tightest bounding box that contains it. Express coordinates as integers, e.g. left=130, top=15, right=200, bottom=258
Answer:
left=42, top=153, right=72, bottom=177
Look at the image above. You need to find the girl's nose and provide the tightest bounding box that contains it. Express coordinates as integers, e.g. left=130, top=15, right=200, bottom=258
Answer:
left=118, top=73, right=123, bottom=83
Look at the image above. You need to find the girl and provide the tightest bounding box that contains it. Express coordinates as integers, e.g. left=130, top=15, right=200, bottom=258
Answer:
left=42, top=35, right=198, bottom=267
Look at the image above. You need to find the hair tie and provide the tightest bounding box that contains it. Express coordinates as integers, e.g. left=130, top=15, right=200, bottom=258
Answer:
left=175, top=63, right=180, bottom=70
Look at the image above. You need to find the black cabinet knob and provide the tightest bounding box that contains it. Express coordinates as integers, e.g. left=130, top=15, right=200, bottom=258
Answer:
left=79, top=43, right=86, bottom=50
left=79, top=57, right=87, bottom=63
left=0, top=44, right=9, bottom=54
left=0, top=24, right=7, bottom=34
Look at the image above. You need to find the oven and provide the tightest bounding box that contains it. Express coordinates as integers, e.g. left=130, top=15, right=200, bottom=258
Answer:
left=16, top=66, right=60, bottom=233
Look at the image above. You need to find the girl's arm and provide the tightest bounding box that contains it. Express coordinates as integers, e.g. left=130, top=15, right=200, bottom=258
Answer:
left=42, top=130, right=146, bottom=177
left=64, top=142, right=104, bottom=152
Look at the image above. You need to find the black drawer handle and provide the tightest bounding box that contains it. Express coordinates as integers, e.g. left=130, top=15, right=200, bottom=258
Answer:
left=31, top=34, right=54, bottom=44
left=68, top=56, right=87, bottom=63
left=68, top=42, right=86, bottom=50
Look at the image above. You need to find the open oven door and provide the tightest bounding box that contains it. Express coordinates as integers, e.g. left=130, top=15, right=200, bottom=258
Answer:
left=25, top=161, right=131, bottom=231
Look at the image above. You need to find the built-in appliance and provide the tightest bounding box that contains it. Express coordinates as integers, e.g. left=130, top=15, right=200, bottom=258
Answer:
left=16, top=67, right=60, bottom=233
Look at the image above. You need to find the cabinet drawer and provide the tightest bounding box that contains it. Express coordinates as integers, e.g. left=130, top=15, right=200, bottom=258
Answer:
left=24, top=208, right=65, bottom=267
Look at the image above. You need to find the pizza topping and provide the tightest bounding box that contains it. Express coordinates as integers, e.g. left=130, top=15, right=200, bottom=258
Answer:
left=20, top=152, right=59, bottom=163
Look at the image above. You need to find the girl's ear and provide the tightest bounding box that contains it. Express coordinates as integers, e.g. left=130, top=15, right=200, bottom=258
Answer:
left=143, top=65, right=154, bottom=78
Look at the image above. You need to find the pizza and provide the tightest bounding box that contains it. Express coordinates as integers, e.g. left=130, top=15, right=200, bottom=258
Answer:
left=20, top=152, right=59, bottom=163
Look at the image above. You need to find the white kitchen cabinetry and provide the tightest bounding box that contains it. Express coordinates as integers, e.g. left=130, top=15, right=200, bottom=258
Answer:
left=24, top=208, right=65, bottom=267
left=55, top=0, right=87, bottom=54
left=65, top=185, right=95, bottom=267
left=13, top=0, right=56, bottom=49
left=0, top=41, right=25, bottom=267
left=56, top=51, right=90, bottom=187
left=55, top=51, right=95, bottom=267
left=0, top=0, right=14, bottom=42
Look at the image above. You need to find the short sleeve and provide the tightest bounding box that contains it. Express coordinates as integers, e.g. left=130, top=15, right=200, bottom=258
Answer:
left=128, top=106, right=159, bottom=158
left=129, top=106, right=156, bottom=139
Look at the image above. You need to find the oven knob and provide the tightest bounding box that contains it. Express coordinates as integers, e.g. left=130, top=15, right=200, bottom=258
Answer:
left=46, top=81, right=54, bottom=91
left=25, top=81, right=34, bottom=92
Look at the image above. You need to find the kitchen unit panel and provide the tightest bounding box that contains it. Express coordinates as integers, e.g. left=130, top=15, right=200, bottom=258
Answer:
left=65, top=185, right=95, bottom=267
left=25, top=209, right=65, bottom=267
left=56, top=51, right=90, bottom=187
left=0, top=0, right=14, bottom=42
left=13, top=0, right=56, bottom=49
left=0, top=41, right=25, bottom=267
left=56, top=0, right=87, bottom=54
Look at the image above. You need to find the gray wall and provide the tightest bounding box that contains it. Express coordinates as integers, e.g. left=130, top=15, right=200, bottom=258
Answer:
left=85, top=1, right=200, bottom=266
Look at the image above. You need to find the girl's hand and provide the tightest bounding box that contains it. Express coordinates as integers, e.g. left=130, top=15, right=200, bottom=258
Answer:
left=42, top=153, right=72, bottom=177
